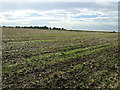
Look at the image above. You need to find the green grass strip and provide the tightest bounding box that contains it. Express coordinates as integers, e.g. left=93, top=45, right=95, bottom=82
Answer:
left=3, top=43, right=112, bottom=73
left=5, top=40, right=54, bottom=44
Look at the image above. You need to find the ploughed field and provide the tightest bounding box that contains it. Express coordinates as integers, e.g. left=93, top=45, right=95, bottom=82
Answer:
left=2, top=28, right=119, bottom=88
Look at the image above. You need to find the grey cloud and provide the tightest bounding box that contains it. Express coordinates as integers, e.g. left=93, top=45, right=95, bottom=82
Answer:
left=1, top=2, right=118, bottom=31
left=1, top=2, right=118, bottom=12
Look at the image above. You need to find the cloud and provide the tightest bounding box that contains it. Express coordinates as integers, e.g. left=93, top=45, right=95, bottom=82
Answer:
left=48, top=20, right=117, bottom=31
left=1, top=0, right=119, bottom=2
left=0, top=2, right=118, bottom=31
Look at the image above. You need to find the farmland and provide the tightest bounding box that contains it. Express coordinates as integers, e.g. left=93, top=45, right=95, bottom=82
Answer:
left=2, top=28, right=119, bottom=88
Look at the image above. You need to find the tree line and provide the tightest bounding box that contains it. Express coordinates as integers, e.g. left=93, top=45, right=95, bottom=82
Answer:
left=1, top=26, right=66, bottom=30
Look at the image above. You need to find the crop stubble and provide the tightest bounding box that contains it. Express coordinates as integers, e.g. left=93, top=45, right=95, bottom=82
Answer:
left=2, top=28, right=119, bottom=88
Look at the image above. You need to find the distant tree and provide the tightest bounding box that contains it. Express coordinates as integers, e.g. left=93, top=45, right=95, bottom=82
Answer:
left=62, top=28, right=66, bottom=30
left=53, top=27, right=56, bottom=30
left=53, top=27, right=63, bottom=30
left=15, top=26, right=20, bottom=28
left=113, top=31, right=116, bottom=33
left=2, top=25, right=66, bottom=30
left=33, top=26, right=37, bottom=29
left=49, top=27, right=52, bottom=29
left=24, top=26, right=27, bottom=28
left=3, top=26, right=6, bottom=28
left=43, top=26, right=48, bottom=29
left=29, top=26, right=33, bottom=28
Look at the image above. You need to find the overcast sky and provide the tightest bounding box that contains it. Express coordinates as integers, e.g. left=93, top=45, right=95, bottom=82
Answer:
left=0, top=1, right=118, bottom=31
